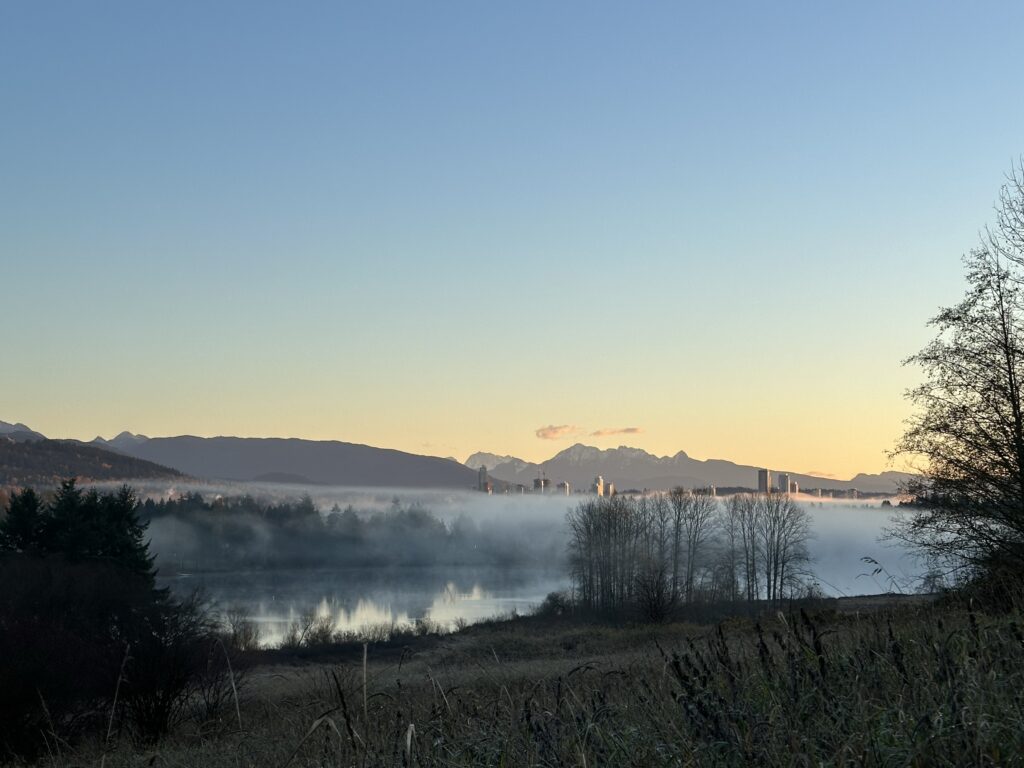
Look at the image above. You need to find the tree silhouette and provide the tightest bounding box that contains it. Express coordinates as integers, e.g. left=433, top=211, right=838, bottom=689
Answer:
left=0, top=488, right=43, bottom=552
left=0, top=481, right=197, bottom=754
left=1, top=479, right=157, bottom=584
left=894, top=168, right=1024, bottom=587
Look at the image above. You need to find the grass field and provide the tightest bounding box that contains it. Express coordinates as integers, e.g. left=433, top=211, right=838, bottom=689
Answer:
left=27, top=594, right=1024, bottom=768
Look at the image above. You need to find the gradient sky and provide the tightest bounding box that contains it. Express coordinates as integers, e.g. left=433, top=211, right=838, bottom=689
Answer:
left=4, top=2, right=1024, bottom=479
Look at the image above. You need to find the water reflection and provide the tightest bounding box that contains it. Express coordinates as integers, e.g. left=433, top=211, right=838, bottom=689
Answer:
left=164, top=567, right=568, bottom=646
left=155, top=498, right=924, bottom=647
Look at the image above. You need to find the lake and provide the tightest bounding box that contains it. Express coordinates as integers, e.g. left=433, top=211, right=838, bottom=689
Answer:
left=163, top=565, right=569, bottom=646
left=134, top=482, right=923, bottom=644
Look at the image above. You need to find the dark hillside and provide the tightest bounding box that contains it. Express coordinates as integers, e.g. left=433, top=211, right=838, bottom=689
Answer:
left=0, top=438, right=182, bottom=487
left=118, top=435, right=478, bottom=488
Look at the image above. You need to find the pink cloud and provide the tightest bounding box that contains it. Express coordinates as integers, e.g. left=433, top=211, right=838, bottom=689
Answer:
left=535, top=424, right=582, bottom=440
left=590, top=427, right=642, bottom=437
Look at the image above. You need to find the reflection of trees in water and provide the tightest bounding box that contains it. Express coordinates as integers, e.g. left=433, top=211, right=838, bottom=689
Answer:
left=437, top=581, right=488, bottom=604
left=168, top=565, right=556, bottom=599
left=165, top=566, right=569, bottom=644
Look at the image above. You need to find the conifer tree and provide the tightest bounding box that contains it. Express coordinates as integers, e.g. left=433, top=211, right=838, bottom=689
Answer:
left=0, top=488, right=44, bottom=552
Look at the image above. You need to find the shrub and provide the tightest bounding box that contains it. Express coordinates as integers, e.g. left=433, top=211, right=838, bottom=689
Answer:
left=224, top=606, right=262, bottom=652
left=535, top=590, right=573, bottom=618
left=0, top=554, right=150, bottom=757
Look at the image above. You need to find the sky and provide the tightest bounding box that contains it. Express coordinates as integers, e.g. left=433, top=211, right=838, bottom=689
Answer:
left=3, top=2, right=1024, bottom=479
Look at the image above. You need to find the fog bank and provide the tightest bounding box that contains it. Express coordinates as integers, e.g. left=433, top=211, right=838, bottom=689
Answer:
left=90, top=480, right=922, bottom=598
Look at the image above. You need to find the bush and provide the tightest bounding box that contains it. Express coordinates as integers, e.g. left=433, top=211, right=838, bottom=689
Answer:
left=120, top=594, right=224, bottom=743
left=414, top=617, right=447, bottom=637
left=535, top=590, right=573, bottom=618
left=0, top=554, right=151, bottom=757
left=224, top=606, right=262, bottom=652
left=634, top=564, right=676, bottom=623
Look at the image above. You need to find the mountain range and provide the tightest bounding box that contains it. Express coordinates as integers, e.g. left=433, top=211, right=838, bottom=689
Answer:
left=0, top=434, right=181, bottom=487
left=93, top=434, right=478, bottom=488
left=468, top=444, right=911, bottom=494
left=1, top=420, right=910, bottom=493
left=0, top=420, right=47, bottom=443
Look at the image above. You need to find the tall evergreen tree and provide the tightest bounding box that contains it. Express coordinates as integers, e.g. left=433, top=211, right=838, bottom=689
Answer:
left=97, top=485, right=157, bottom=584
left=0, top=488, right=45, bottom=552
left=46, top=478, right=85, bottom=555
left=4, top=479, right=158, bottom=585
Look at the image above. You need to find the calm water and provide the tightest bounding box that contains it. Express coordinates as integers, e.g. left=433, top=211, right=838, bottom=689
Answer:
left=135, top=481, right=924, bottom=646
left=163, top=566, right=569, bottom=646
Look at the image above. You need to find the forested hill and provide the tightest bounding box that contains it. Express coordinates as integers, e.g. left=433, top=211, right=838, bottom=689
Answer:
left=105, top=435, right=481, bottom=488
left=0, top=438, right=183, bottom=487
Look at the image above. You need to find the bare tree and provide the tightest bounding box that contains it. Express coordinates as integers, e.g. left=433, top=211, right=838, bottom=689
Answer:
left=634, top=559, right=674, bottom=622
left=725, top=494, right=762, bottom=601
left=568, top=496, right=648, bottom=614
left=714, top=499, right=742, bottom=602
left=669, top=488, right=718, bottom=602
left=668, top=489, right=686, bottom=597
left=755, top=493, right=812, bottom=603
left=650, top=493, right=672, bottom=583
left=993, top=160, right=1024, bottom=269
left=569, top=491, right=810, bottom=614
left=716, top=493, right=811, bottom=603
left=893, top=165, right=1024, bottom=582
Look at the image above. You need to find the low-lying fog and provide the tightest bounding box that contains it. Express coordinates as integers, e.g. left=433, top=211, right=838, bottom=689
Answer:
left=95, top=481, right=923, bottom=643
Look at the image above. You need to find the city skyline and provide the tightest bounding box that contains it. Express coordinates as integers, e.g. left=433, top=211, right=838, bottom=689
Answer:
left=5, top=3, right=1024, bottom=477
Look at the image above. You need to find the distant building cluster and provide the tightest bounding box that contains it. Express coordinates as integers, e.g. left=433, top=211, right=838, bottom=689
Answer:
left=476, top=466, right=573, bottom=495
left=479, top=462, right=880, bottom=505
left=757, top=468, right=798, bottom=494
left=477, top=466, right=493, bottom=494
left=757, top=468, right=859, bottom=498
left=475, top=466, right=614, bottom=497
left=530, top=472, right=572, bottom=495
left=591, top=475, right=615, bottom=497
left=478, top=464, right=863, bottom=500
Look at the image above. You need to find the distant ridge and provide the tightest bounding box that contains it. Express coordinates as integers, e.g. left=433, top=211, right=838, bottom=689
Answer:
left=2, top=421, right=481, bottom=489
left=465, top=451, right=535, bottom=479
left=465, top=452, right=523, bottom=471
left=470, top=443, right=912, bottom=494
left=93, top=435, right=480, bottom=489
left=0, top=420, right=909, bottom=493
left=0, top=420, right=47, bottom=443
left=93, top=431, right=151, bottom=453
left=0, top=438, right=182, bottom=487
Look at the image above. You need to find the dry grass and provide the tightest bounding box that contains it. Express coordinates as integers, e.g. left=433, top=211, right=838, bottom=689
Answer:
left=24, top=601, right=1024, bottom=767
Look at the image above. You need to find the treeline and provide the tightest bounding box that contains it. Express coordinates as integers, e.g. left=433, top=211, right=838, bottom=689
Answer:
left=141, top=492, right=565, bottom=571
left=0, top=481, right=242, bottom=759
left=567, top=491, right=814, bottom=619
